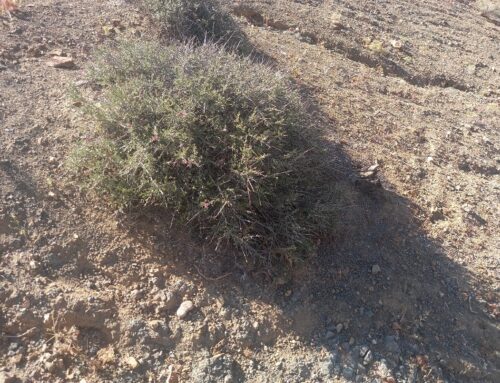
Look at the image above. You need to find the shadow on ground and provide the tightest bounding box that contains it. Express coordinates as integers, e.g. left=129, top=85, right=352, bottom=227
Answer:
left=104, top=81, right=499, bottom=380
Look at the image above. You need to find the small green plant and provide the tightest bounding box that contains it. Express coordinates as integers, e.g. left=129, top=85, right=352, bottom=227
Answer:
left=69, top=41, right=339, bottom=266
left=144, top=0, right=244, bottom=47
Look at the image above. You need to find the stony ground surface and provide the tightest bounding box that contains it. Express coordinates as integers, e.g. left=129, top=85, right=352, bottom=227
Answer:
left=1, top=1, right=499, bottom=382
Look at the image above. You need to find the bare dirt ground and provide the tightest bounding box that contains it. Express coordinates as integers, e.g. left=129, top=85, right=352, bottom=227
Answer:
left=0, top=1, right=499, bottom=382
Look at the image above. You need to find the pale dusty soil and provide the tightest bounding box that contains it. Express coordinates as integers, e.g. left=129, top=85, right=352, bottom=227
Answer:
left=0, top=1, right=499, bottom=382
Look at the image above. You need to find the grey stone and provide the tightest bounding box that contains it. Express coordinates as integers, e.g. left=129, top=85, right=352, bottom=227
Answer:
left=359, top=346, right=369, bottom=357
left=363, top=350, right=373, bottom=365
left=384, top=335, right=401, bottom=355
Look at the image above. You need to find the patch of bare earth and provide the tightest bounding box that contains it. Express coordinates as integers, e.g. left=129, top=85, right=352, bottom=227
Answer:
left=1, top=1, right=498, bottom=382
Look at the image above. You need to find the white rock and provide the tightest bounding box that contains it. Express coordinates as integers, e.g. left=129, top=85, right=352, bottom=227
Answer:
left=176, top=300, right=194, bottom=319
left=372, top=264, right=381, bottom=274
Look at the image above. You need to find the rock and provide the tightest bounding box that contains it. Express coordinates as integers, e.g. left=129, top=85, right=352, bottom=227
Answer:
left=371, top=264, right=381, bottom=274
left=336, top=323, right=343, bottom=333
left=363, top=350, right=373, bottom=365
left=326, top=330, right=336, bottom=339
left=46, top=56, right=75, bottom=69
left=360, top=170, right=376, bottom=178
left=74, top=79, right=88, bottom=87
left=48, top=48, right=64, bottom=56
left=176, top=300, right=194, bottom=319
left=359, top=346, right=369, bottom=357
left=390, top=40, right=403, bottom=49
left=124, top=356, right=139, bottom=369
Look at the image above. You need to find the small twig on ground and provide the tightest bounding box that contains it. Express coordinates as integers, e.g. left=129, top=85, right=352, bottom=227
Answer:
left=194, top=264, right=231, bottom=281
left=1, top=327, right=36, bottom=338
left=468, top=295, right=478, bottom=314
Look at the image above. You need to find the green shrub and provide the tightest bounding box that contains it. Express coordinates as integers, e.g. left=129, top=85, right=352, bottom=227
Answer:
left=144, top=0, right=244, bottom=47
left=70, top=41, right=338, bottom=265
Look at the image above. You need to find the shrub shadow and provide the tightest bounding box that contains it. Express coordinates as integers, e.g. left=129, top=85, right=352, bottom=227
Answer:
left=96, top=9, right=500, bottom=381
left=119, top=108, right=499, bottom=382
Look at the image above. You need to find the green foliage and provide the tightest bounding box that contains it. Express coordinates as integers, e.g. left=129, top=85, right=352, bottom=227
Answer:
left=69, top=41, right=339, bottom=265
left=144, top=0, right=244, bottom=47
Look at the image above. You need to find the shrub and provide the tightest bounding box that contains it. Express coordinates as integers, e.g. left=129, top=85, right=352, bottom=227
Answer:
left=144, top=0, right=244, bottom=47
left=70, top=41, right=338, bottom=265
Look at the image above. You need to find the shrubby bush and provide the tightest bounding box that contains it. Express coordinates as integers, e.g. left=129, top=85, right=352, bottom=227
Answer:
left=70, top=41, right=339, bottom=265
left=145, top=0, right=244, bottom=47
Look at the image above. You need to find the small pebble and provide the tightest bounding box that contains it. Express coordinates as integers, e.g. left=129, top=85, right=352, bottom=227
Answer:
left=359, top=346, right=369, bottom=357
left=176, top=300, right=194, bottom=319
left=363, top=350, right=373, bottom=365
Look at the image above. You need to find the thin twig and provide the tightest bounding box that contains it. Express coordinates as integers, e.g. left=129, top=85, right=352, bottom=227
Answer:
left=468, top=295, right=478, bottom=314
left=2, top=327, right=37, bottom=338
left=194, top=264, right=231, bottom=281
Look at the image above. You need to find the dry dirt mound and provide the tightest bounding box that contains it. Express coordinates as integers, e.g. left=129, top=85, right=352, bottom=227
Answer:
left=1, top=1, right=498, bottom=382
